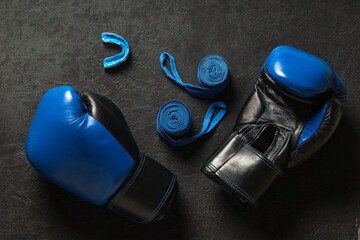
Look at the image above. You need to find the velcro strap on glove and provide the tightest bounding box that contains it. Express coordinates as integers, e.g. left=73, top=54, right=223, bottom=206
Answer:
left=108, top=153, right=177, bottom=224
left=202, top=133, right=283, bottom=206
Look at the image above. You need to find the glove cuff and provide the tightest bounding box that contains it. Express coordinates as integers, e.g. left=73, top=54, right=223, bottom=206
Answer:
left=202, top=133, right=282, bottom=206
left=108, top=153, right=178, bottom=224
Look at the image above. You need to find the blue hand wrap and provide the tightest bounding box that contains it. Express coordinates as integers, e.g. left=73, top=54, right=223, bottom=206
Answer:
left=102, top=32, right=130, bottom=69
left=157, top=100, right=227, bottom=146
left=160, top=53, right=230, bottom=99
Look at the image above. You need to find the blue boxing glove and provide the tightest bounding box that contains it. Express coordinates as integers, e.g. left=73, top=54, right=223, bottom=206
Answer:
left=202, top=46, right=346, bottom=206
left=26, top=86, right=177, bottom=223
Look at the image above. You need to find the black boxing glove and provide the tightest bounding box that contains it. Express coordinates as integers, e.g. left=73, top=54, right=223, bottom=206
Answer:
left=202, top=46, right=346, bottom=206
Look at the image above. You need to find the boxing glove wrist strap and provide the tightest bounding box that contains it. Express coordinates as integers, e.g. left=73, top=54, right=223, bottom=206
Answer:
left=108, top=153, right=177, bottom=224
left=160, top=52, right=230, bottom=99
left=202, top=133, right=283, bottom=206
left=156, top=100, right=227, bottom=147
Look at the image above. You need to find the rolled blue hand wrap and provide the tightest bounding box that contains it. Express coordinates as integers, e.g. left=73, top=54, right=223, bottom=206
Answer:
left=157, top=100, right=227, bottom=146
left=102, top=32, right=130, bottom=69
left=160, top=53, right=230, bottom=99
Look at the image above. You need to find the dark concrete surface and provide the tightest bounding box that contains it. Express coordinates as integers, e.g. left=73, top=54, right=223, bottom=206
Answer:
left=0, top=0, right=359, bottom=239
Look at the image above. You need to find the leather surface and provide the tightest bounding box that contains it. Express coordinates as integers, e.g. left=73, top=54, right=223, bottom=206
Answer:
left=82, top=90, right=178, bottom=222
left=203, top=60, right=343, bottom=203
left=202, top=134, right=280, bottom=206
left=265, top=46, right=346, bottom=146
left=298, top=101, right=328, bottom=147
left=26, top=86, right=136, bottom=204
left=80, top=90, right=139, bottom=162
left=109, top=153, right=177, bottom=224
left=26, top=86, right=178, bottom=223
left=266, top=46, right=346, bottom=103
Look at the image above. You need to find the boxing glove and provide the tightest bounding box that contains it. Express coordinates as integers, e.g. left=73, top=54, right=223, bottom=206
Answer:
left=26, top=86, right=178, bottom=223
left=201, top=46, right=346, bottom=206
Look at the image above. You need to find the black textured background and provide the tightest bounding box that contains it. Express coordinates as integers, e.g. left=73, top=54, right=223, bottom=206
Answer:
left=1, top=0, right=359, bottom=239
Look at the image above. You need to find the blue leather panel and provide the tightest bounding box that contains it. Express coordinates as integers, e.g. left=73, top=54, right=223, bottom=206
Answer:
left=266, top=46, right=346, bottom=103
left=298, top=101, right=328, bottom=147
left=26, top=86, right=136, bottom=205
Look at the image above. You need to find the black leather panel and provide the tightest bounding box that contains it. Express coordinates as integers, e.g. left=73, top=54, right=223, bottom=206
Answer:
left=80, top=91, right=139, bottom=162
left=108, top=153, right=177, bottom=224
